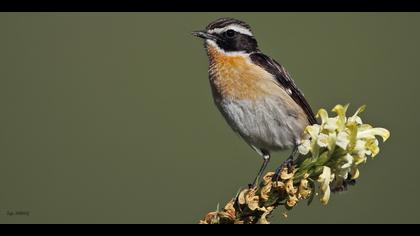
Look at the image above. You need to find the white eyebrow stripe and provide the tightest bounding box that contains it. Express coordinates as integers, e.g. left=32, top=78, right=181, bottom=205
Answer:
left=207, top=24, right=253, bottom=36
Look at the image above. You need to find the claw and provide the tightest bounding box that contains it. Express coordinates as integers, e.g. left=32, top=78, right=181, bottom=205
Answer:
left=272, top=158, right=294, bottom=181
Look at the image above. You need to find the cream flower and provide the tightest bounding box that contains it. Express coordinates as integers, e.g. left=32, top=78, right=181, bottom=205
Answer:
left=348, top=105, right=365, bottom=124
left=332, top=104, right=349, bottom=132
left=366, top=138, right=380, bottom=157
left=317, top=133, right=329, bottom=148
left=357, top=127, right=390, bottom=142
left=336, top=131, right=350, bottom=150
left=324, top=117, right=339, bottom=132
left=305, top=124, right=321, bottom=140
left=353, top=139, right=370, bottom=160
left=289, top=104, right=389, bottom=207
left=317, top=108, right=329, bottom=124
left=298, top=139, right=311, bottom=155
left=317, top=108, right=339, bottom=132
left=317, top=166, right=334, bottom=205
left=326, top=132, right=337, bottom=151
left=335, top=153, right=354, bottom=180
left=350, top=167, right=360, bottom=179
left=341, top=153, right=353, bottom=169
left=303, top=124, right=322, bottom=157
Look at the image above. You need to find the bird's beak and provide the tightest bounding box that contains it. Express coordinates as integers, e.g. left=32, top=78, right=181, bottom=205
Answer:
left=192, top=30, right=217, bottom=41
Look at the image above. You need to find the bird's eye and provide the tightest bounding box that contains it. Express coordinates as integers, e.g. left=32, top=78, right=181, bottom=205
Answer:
left=225, top=29, right=236, bottom=38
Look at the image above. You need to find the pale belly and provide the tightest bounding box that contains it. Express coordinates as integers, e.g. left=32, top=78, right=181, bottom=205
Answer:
left=215, top=96, right=308, bottom=151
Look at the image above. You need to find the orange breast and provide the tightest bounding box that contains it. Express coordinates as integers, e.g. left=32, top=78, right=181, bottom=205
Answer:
left=207, top=45, right=275, bottom=100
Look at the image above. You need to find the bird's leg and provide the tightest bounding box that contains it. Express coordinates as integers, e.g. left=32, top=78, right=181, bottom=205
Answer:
left=249, top=152, right=270, bottom=189
left=272, top=146, right=299, bottom=181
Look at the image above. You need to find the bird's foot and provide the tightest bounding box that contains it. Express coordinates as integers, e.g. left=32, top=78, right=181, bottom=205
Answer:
left=272, top=158, right=294, bottom=182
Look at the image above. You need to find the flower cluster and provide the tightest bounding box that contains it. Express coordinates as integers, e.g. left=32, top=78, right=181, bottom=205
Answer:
left=296, top=104, right=390, bottom=204
left=200, top=104, right=390, bottom=224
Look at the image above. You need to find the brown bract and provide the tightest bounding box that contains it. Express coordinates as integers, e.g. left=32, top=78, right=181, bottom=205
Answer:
left=200, top=167, right=305, bottom=224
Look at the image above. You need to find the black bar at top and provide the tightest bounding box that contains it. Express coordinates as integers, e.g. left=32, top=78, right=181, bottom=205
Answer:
left=1, top=0, right=419, bottom=12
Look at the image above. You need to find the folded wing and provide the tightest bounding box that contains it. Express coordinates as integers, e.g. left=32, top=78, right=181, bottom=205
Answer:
left=250, top=53, right=317, bottom=125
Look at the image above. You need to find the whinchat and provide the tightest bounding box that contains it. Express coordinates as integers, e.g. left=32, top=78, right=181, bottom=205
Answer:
left=193, top=18, right=317, bottom=187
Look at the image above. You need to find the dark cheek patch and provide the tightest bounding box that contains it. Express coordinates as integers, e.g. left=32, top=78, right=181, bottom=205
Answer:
left=217, top=34, right=258, bottom=53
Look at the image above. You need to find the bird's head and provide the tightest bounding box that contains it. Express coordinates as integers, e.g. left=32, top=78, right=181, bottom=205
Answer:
left=192, top=18, right=259, bottom=54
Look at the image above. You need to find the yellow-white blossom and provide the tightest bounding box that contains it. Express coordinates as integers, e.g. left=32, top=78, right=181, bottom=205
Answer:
left=317, top=166, right=334, bottom=205
left=341, top=153, right=353, bottom=169
left=317, top=133, right=329, bottom=148
left=357, top=127, right=390, bottom=142
left=296, top=104, right=390, bottom=205
left=336, top=131, right=350, bottom=150
left=298, top=139, right=311, bottom=155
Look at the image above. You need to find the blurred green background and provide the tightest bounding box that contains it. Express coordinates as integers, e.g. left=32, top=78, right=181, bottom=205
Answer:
left=0, top=13, right=419, bottom=224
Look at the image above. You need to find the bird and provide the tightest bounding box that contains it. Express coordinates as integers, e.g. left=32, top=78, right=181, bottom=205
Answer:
left=192, top=18, right=317, bottom=187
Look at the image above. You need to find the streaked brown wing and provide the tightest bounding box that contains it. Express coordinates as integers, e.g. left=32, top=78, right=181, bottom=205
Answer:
left=250, top=52, right=317, bottom=125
